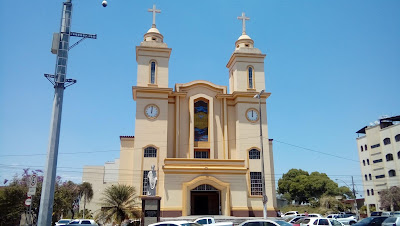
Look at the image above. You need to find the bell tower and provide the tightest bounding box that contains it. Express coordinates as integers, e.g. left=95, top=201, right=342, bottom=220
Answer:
left=226, top=12, right=266, bottom=94
left=136, top=5, right=171, bottom=88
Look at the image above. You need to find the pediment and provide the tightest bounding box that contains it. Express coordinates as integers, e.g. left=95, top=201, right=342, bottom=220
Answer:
left=175, top=80, right=227, bottom=94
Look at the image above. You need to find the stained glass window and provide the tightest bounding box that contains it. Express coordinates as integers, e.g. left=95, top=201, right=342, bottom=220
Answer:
left=194, top=100, right=208, bottom=141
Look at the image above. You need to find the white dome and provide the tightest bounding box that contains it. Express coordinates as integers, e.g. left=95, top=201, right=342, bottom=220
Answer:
left=147, top=27, right=160, bottom=34
left=238, top=34, right=252, bottom=40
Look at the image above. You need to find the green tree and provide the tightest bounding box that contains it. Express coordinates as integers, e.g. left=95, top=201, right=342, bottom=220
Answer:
left=95, top=184, right=141, bottom=224
left=278, top=169, right=353, bottom=203
left=379, top=186, right=400, bottom=211
left=79, top=182, right=94, bottom=219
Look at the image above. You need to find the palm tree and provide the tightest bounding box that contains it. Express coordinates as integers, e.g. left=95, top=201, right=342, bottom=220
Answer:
left=95, top=184, right=141, bottom=224
left=79, top=182, right=94, bottom=219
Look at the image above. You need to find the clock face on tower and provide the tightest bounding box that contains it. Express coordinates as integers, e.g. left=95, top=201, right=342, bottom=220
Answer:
left=145, top=104, right=160, bottom=119
left=246, top=108, right=259, bottom=122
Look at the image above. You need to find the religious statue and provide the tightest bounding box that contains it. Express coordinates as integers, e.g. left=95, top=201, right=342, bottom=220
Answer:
left=147, top=165, right=157, bottom=196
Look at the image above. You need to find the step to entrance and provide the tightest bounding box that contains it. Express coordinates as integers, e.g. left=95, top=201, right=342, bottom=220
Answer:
left=160, top=216, right=279, bottom=226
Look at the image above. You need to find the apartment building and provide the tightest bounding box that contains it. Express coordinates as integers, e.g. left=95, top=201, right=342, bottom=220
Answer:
left=356, top=115, right=400, bottom=214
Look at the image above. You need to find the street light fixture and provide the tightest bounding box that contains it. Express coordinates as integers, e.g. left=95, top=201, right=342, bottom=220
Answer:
left=254, top=89, right=267, bottom=219
left=336, top=178, right=359, bottom=219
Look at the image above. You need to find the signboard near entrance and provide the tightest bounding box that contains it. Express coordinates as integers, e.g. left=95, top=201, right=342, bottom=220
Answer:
left=27, top=174, right=38, bottom=196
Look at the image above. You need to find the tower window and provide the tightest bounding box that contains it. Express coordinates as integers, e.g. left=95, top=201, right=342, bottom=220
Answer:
left=371, top=189, right=374, bottom=195
left=150, top=61, right=156, bottom=84
left=361, top=146, right=363, bottom=152
left=395, top=134, right=400, bottom=142
left=383, top=138, right=391, bottom=145
left=367, top=159, right=370, bottom=165
left=367, top=189, right=370, bottom=196
left=248, top=66, right=254, bottom=89
left=398, top=151, right=400, bottom=159
left=363, top=160, right=365, bottom=166
left=389, top=170, right=396, bottom=177
left=369, top=174, right=372, bottom=180
left=365, top=144, right=368, bottom=151
left=249, top=149, right=261, bottom=159
left=386, top=154, right=394, bottom=161
left=365, top=174, right=368, bottom=181
left=144, top=146, right=157, bottom=157
left=250, top=172, right=262, bottom=196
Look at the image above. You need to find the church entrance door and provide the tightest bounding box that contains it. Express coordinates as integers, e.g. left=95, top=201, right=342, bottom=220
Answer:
left=190, top=184, right=220, bottom=215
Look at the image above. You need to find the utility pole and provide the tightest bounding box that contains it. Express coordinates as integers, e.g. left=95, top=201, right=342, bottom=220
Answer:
left=38, top=0, right=97, bottom=225
left=351, top=176, right=359, bottom=220
left=254, top=90, right=268, bottom=219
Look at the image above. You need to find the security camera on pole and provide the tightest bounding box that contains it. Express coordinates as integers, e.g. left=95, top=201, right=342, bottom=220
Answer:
left=38, top=1, right=102, bottom=225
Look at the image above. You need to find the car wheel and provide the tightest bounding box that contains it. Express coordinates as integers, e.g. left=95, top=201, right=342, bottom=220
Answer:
left=349, top=222, right=356, bottom=225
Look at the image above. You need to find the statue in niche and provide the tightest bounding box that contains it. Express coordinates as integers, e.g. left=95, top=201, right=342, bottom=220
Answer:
left=147, top=165, right=157, bottom=196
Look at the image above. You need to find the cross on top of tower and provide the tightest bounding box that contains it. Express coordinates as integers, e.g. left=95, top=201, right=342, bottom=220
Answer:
left=237, top=12, right=250, bottom=35
left=148, top=4, right=161, bottom=28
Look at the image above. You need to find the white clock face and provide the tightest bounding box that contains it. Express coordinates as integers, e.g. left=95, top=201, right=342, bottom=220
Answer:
left=246, top=108, right=259, bottom=122
left=145, top=104, right=159, bottom=119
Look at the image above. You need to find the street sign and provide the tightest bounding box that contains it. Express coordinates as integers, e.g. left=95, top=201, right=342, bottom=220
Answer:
left=29, top=174, right=38, bottom=188
left=25, top=198, right=32, bottom=206
left=27, top=174, right=38, bottom=196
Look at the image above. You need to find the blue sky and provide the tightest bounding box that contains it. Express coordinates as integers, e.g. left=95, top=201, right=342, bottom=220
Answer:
left=1, top=0, right=399, bottom=196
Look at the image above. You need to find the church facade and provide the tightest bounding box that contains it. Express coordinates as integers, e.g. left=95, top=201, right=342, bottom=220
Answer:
left=119, top=9, right=277, bottom=217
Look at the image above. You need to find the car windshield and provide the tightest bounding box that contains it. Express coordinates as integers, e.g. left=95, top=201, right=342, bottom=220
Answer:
left=371, top=212, right=382, bottom=216
left=182, top=223, right=202, bottom=226
left=274, top=220, right=292, bottom=226
left=59, top=220, right=70, bottom=223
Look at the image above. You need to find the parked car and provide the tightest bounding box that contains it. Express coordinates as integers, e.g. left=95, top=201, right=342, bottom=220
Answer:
left=274, top=220, right=294, bottom=226
left=67, top=219, right=98, bottom=225
left=353, top=217, right=388, bottom=226
left=382, top=217, right=400, bottom=226
left=288, top=216, right=305, bottom=224
left=150, top=221, right=202, bottom=226
left=299, top=218, right=333, bottom=226
left=329, top=219, right=345, bottom=226
left=55, top=219, right=71, bottom=226
left=371, top=212, right=393, bottom=217
left=239, top=219, right=284, bottom=226
left=194, top=217, right=233, bottom=226
left=335, top=214, right=358, bottom=225
left=393, top=212, right=400, bottom=217
left=283, top=211, right=300, bottom=218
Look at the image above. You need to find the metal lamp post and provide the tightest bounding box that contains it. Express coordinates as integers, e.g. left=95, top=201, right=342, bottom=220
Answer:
left=254, top=89, right=268, bottom=219
left=38, top=0, right=99, bottom=225
left=336, top=177, right=359, bottom=219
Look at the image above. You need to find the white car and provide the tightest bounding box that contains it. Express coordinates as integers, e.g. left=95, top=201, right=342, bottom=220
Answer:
left=382, top=217, right=400, bottom=226
left=299, top=217, right=333, bottom=226
left=55, top=219, right=71, bottom=226
left=333, top=214, right=357, bottom=225
left=283, top=211, right=299, bottom=217
left=329, top=219, right=345, bottom=226
left=239, top=219, right=286, bottom=226
left=149, top=221, right=202, bottom=226
left=67, top=219, right=98, bottom=225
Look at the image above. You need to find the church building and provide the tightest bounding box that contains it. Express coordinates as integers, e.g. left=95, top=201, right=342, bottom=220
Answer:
left=118, top=7, right=277, bottom=217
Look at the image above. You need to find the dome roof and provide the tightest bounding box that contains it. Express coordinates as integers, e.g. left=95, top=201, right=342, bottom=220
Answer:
left=238, top=34, right=252, bottom=40
left=147, top=27, right=160, bottom=34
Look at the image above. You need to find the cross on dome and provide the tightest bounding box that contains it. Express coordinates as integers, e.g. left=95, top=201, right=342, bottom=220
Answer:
left=237, top=12, right=250, bottom=35
left=148, top=4, right=161, bottom=28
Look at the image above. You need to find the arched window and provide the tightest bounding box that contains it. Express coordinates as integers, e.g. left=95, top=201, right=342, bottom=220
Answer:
left=367, top=159, right=370, bottom=165
left=365, top=144, right=368, bottom=151
left=371, top=189, right=374, bottom=195
left=249, top=149, right=261, bottom=159
left=367, top=189, right=370, bottom=196
left=365, top=174, right=368, bottom=181
left=396, top=134, right=400, bottom=142
left=369, top=174, right=372, bottom=180
left=361, top=146, right=364, bottom=152
left=383, top=138, right=391, bottom=145
left=248, top=66, right=254, bottom=89
left=150, top=61, right=156, bottom=84
left=398, top=151, right=400, bottom=159
left=386, top=154, right=394, bottom=161
left=363, top=160, right=365, bottom=166
left=144, top=146, right=157, bottom=157
left=389, top=170, right=396, bottom=177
